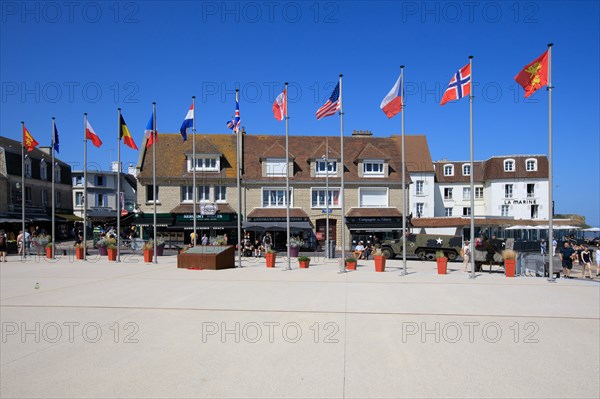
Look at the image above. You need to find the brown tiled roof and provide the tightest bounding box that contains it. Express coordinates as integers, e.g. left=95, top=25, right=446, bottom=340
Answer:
left=434, top=155, right=548, bottom=183
left=355, top=143, right=389, bottom=161
left=412, top=217, right=578, bottom=228
left=346, top=207, right=402, bottom=217
left=392, top=135, right=435, bottom=173
left=170, top=204, right=235, bottom=214
left=260, top=142, right=294, bottom=159
left=247, top=208, right=309, bottom=218
left=137, top=133, right=237, bottom=181
left=309, top=141, right=341, bottom=160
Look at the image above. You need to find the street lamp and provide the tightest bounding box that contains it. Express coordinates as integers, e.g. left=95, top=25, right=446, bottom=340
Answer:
left=321, top=146, right=332, bottom=258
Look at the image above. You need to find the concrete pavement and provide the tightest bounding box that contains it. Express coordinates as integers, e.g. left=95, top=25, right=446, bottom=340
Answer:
left=1, top=254, right=598, bottom=398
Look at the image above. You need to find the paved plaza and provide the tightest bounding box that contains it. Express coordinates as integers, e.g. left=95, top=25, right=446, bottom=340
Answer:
left=1, top=253, right=599, bottom=398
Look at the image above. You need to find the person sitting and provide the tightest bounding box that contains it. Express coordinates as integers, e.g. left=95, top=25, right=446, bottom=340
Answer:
left=353, top=241, right=365, bottom=260
left=243, top=240, right=254, bottom=257
left=361, top=242, right=372, bottom=260
left=253, top=240, right=264, bottom=258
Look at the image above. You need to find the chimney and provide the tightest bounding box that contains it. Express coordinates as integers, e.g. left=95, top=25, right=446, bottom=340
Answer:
left=127, top=163, right=136, bottom=176
left=111, top=161, right=121, bottom=172
left=352, top=130, right=373, bottom=137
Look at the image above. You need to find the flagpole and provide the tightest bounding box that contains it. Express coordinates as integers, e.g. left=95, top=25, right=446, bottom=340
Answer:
left=20, top=122, right=25, bottom=261
left=236, top=89, right=242, bottom=268
left=51, top=117, right=56, bottom=259
left=284, top=82, right=291, bottom=271
left=547, top=43, right=555, bottom=282
left=325, top=137, right=330, bottom=258
left=400, top=66, right=407, bottom=276
left=152, top=102, right=157, bottom=264
left=192, top=96, right=197, bottom=247
left=469, top=56, right=476, bottom=279
left=339, top=74, right=346, bottom=273
left=117, top=108, right=122, bottom=263
left=83, top=114, right=88, bottom=260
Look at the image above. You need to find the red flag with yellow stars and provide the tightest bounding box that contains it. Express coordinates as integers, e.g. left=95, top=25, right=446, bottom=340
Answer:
left=22, top=124, right=39, bottom=152
left=515, top=50, right=549, bottom=98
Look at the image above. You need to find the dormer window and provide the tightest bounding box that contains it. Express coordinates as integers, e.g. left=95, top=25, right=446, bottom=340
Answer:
left=264, top=158, right=287, bottom=177
left=504, top=159, right=515, bottom=172
left=188, top=156, right=220, bottom=172
left=525, top=158, right=537, bottom=171
left=54, top=165, right=61, bottom=183
left=443, top=164, right=454, bottom=176
left=40, top=160, right=48, bottom=180
left=462, top=164, right=471, bottom=176
left=363, top=160, right=384, bottom=176
left=24, top=158, right=32, bottom=178
left=316, top=159, right=337, bottom=176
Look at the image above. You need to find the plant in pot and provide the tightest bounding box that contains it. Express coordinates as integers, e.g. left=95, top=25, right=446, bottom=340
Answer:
left=298, top=255, right=310, bottom=269
left=436, top=250, right=448, bottom=274
left=155, top=238, right=165, bottom=256
left=502, top=249, right=517, bottom=277
left=345, top=256, right=357, bottom=271
left=373, top=248, right=386, bottom=272
left=106, top=238, right=117, bottom=261
left=96, top=238, right=109, bottom=256
left=288, top=236, right=304, bottom=257
left=45, top=242, right=54, bottom=259
left=214, top=236, right=227, bottom=246
left=265, top=249, right=277, bottom=268
left=74, top=243, right=84, bottom=260
left=143, top=240, right=154, bottom=263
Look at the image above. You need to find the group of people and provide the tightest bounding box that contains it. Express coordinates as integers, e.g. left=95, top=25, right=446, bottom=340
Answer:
left=559, top=241, right=600, bottom=279
left=241, top=233, right=272, bottom=257
left=353, top=236, right=380, bottom=260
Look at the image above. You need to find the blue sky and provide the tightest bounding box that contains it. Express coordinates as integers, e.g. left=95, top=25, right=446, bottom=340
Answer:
left=1, top=0, right=599, bottom=225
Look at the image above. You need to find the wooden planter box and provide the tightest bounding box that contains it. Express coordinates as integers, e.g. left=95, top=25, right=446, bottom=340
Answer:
left=374, top=255, right=386, bottom=272
left=177, top=245, right=235, bottom=270
left=107, top=248, right=117, bottom=261
left=437, top=258, right=448, bottom=274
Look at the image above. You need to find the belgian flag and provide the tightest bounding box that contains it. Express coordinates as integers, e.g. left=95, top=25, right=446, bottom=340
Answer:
left=119, top=114, right=138, bottom=150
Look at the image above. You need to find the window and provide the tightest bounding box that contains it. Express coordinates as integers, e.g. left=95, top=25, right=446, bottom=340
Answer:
left=96, top=194, right=106, bottom=207
left=363, top=160, right=384, bottom=176
left=215, top=186, right=227, bottom=202
left=198, top=185, right=210, bottom=202
left=42, top=189, right=48, bottom=206
left=462, top=164, right=471, bottom=176
left=188, top=157, right=220, bottom=172
left=504, top=184, right=513, bottom=198
left=463, top=207, right=471, bottom=216
left=181, top=186, right=194, bottom=202
left=359, top=187, right=388, bottom=207
left=416, top=180, right=424, bottom=195
left=526, top=159, right=537, bottom=171
left=146, top=185, right=159, bottom=202
left=463, top=187, right=471, bottom=200
left=504, top=159, right=515, bottom=172
left=25, top=187, right=32, bottom=204
left=527, top=183, right=535, bottom=198
left=262, top=188, right=292, bottom=207
left=444, top=187, right=453, bottom=200
left=40, top=160, right=48, bottom=180
left=56, top=191, right=61, bottom=207
left=531, top=204, right=539, bottom=219
left=443, top=164, right=454, bottom=176
left=311, top=188, right=341, bottom=208
left=24, top=159, right=32, bottom=178
left=501, top=205, right=510, bottom=217
left=264, top=158, right=287, bottom=177
left=95, top=175, right=105, bottom=187
left=475, top=186, right=484, bottom=199
left=54, top=166, right=61, bottom=183
left=315, top=160, right=337, bottom=176
left=75, top=192, right=83, bottom=206
left=73, top=175, right=83, bottom=186
left=444, top=207, right=453, bottom=216
left=416, top=203, right=424, bottom=217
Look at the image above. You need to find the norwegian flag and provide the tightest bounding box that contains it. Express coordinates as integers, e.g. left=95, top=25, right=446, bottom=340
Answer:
left=227, top=91, right=241, bottom=133
left=440, top=63, right=471, bottom=105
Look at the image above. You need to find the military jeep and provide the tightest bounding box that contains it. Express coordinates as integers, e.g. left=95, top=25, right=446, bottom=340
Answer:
left=380, top=233, right=463, bottom=260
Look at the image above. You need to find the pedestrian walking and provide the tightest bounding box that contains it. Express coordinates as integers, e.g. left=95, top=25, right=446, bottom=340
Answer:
left=0, top=230, right=7, bottom=262
left=580, top=245, right=593, bottom=279
left=559, top=242, right=575, bottom=278
left=540, top=239, right=547, bottom=256
left=263, top=233, right=272, bottom=252
left=462, top=240, right=471, bottom=272
left=595, top=245, right=600, bottom=277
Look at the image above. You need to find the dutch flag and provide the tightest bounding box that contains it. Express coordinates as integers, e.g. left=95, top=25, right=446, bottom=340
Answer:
left=179, top=103, right=194, bottom=141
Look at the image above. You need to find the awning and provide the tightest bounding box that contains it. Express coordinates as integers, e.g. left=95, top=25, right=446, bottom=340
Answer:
left=131, top=215, right=173, bottom=227
left=167, top=221, right=237, bottom=230
left=242, top=221, right=313, bottom=231
left=56, top=213, right=83, bottom=222
left=0, top=217, right=23, bottom=223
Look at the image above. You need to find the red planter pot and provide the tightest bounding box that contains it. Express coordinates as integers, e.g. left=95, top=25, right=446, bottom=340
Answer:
left=45, top=247, right=53, bottom=259
left=266, top=252, right=276, bottom=268
left=345, top=261, right=357, bottom=271
left=75, top=247, right=84, bottom=260
left=299, top=260, right=310, bottom=269
left=504, top=259, right=516, bottom=277
left=107, top=248, right=117, bottom=261
left=374, top=255, right=386, bottom=272
left=437, top=258, right=448, bottom=274
left=144, top=250, right=154, bottom=263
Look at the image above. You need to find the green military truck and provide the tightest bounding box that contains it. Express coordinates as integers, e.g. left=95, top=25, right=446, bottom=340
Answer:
left=380, top=233, right=463, bottom=260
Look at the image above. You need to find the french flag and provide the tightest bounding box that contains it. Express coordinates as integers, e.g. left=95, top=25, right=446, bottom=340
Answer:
left=145, top=112, right=156, bottom=148
left=380, top=71, right=403, bottom=118
left=179, top=103, right=194, bottom=141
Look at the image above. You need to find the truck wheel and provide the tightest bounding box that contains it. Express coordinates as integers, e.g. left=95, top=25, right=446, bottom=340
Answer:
left=415, top=249, right=427, bottom=260
left=381, top=247, right=394, bottom=259
left=425, top=252, right=436, bottom=261
left=446, top=251, right=457, bottom=261
left=475, top=262, right=482, bottom=272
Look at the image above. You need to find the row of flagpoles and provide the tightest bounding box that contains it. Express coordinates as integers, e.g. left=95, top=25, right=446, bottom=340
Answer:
left=17, top=46, right=553, bottom=277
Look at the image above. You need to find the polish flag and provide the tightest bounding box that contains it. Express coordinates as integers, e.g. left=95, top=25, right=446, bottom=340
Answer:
left=85, top=120, right=103, bottom=147
left=380, top=71, right=403, bottom=118
left=272, top=88, right=287, bottom=121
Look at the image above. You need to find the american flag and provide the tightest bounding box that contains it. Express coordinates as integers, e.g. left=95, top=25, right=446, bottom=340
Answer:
left=316, top=82, right=341, bottom=120
left=227, top=92, right=241, bottom=133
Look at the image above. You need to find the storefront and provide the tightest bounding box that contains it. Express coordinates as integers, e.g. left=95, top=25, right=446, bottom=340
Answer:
left=243, top=208, right=314, bottom=250
left=346, top=207, right=404, bottom=247
left=169, top=204, right=239, bottom=245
